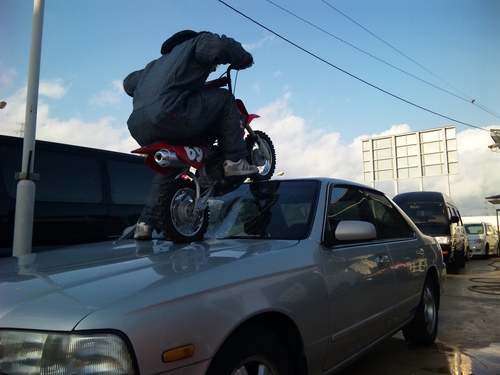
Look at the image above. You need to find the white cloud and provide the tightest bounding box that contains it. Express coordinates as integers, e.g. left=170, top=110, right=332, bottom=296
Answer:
left=372, top=126, right=500, bottom=216
left=89, top=80, right=124, bottom=107
left=0, top=85, right=29, bottom=136
left=0, top=80, right=135, bottom=153
left=255, top=93, right=499, bottom=216
left=1, top=67, right=18, bottom=88
left=256, top=92, right=363, bottom=181
left=1, top=84, right=498, bottom=217
left=40, top=79, right=67, bottom=99
left=36, top=116, right=135, bottom=151
left=242, top=35, right=276, bottom=51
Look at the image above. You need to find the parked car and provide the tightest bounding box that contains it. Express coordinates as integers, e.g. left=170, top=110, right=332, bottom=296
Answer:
left=393, top=191, right=466, bottom=274
left=0, top=178, right=446, bottom=375
left=0, top=135, right=156, bottom=257
left=464, top=222, right=500, bottom=258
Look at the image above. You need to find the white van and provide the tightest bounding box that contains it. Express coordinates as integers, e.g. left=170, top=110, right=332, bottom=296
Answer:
left=465, top=222, right=500, bottom=258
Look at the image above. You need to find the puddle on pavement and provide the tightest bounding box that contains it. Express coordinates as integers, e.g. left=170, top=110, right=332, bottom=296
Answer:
left=337, top=335, right=500, bottom=374
left=431, top=341, right=500, bottom=375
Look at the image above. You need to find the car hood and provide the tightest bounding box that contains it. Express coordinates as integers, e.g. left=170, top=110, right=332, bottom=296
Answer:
left=0, top=238, right=299, bottom=331
left=467, top=234, right=483, bottom=240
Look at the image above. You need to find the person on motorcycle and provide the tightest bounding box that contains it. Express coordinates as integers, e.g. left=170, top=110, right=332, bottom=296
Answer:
left=124, top=30, right=258, bottom=240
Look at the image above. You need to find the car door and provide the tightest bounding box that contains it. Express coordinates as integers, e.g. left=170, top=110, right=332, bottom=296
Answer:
left=321, top=185, right=397, bottom=371
left=367, top=191, right=426, bottom=324
left=486, top=224, right=499, bottom=253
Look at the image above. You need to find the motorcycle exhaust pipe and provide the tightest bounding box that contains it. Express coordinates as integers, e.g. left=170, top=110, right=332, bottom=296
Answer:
left=154, top=149, right=185, bottom=167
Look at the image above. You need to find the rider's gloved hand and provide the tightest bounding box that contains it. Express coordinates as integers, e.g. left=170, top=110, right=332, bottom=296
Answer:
left=230, top=53, right=253, bottom=70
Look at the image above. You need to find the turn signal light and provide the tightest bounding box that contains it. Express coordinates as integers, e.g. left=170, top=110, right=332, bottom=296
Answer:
left=162, top=344, right=195, bottom=363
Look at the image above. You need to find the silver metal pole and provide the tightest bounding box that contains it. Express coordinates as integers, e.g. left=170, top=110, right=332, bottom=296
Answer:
left=13, top=0, right=45, bottom=257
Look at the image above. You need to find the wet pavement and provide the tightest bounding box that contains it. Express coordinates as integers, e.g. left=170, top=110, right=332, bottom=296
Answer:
left=338, top=257, right=500, bottom=375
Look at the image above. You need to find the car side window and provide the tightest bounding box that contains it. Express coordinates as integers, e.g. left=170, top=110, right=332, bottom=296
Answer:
left=107, top=160, right=155, bottom=205
left=325, top=185, right=414, bottom=244
left=326, top=186, right=376, bottom=243
left=366, top=191, right=413, bottom=240
left=1, top=146, right=102, bottom=203
left=447, top=206, right=453, bottom=220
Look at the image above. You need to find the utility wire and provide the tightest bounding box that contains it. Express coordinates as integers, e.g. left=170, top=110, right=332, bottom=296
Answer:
left=218, top=0, right=486, bottom=131
left=321, top=0, right=500, bottom=119
left=265, top=0, right=473, bottom=108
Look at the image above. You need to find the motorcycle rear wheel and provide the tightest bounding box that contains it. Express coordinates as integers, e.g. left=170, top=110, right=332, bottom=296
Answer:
left=157, top=178, right=209, bottom=244
left=245, top=130, right=276, bottom=181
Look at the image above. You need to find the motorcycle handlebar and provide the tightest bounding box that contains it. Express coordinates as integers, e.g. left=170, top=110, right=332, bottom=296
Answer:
left=203, top=64, right=253, bottom=92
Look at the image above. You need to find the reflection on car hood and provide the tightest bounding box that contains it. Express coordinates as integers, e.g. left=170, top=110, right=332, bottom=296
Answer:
left=0, top=238, right=298, bottom=331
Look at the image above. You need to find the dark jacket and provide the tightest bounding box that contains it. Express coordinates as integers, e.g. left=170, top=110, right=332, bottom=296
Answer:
left=124, top=32, right=252, bottom=139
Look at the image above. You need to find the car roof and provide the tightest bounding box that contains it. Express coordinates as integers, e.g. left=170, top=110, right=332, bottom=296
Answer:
left=273, top=177, right=384, bottom=194
left=393, top=191, right=457, bottom=206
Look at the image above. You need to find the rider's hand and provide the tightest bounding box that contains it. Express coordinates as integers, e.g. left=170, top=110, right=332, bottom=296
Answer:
left=245, top=54, right=254, bottom=69
left=230, top=53, right=253, bottom=70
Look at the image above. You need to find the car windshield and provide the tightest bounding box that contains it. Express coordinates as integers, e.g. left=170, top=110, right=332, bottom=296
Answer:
left=465, top=224, right=484, bottom=234
left=205, top=180, right=319, bottom=240
left=397, top=201, right=448, bottom=235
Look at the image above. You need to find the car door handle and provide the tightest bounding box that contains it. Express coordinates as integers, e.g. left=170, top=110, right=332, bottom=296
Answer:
left=376, top=255, right=390, bottom=269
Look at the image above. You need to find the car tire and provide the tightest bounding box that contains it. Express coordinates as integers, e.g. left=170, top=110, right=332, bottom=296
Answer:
left=485, top=244, right=490, bottom=259
left=402, top=278, right=438, bottom=346
left=206, top=326, right=296, bottom=375
left=447, top=254, right=459, bottom=275
left=459, top=249, right=466, bottom=268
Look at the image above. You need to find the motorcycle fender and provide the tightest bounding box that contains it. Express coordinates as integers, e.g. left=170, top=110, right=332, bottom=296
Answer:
left=176, top=145, right=205, bottom=169
left=145, top=155, right=174, bottom=175
left=131, top=143, right=170, bottom=155
left=235, top=99, right=260, bottom=125
left=248, top=114, right=260, bottom=124
left=132, top=142, right=205, bottom=174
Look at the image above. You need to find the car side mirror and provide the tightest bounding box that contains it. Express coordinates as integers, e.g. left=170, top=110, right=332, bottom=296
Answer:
left=449, top=215, right=459, bottom=224
left=323, top=220, right=377, bottom=247
left=335, top=220, right=377, bottom=241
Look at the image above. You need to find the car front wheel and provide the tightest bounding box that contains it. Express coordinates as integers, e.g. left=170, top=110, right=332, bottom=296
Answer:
left=402, top=278, right=438, bottom=346
left=459, top=249, right=466, bottom=268
left=206, top=326, right=295, bottom=375
left=157, top=178, right=209, bottom=244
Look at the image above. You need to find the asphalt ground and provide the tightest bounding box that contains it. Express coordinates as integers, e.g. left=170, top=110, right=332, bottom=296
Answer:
left=337, top=257, right=500, bottom=375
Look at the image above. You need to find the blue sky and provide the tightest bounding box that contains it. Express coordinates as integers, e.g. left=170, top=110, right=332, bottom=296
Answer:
left=1, top=0, right=499, bottom=216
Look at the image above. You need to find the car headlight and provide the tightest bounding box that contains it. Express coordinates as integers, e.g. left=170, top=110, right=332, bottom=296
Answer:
left=0, top=330, right=135, bottom=375
left=434, top=236, right=450, bottom=245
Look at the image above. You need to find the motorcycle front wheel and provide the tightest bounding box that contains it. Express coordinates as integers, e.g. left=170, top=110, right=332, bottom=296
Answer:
left=245, top=130, right=277, bottom=181
left=157, top=178, right=209, bottom=244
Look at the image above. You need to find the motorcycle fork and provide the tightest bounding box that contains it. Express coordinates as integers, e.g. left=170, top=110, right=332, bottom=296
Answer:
left=245, top=123, right=271, bottom=159
left=175, top=170, right=213, bottom=216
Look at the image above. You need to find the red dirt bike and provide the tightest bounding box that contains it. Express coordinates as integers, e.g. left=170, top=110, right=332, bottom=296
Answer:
left=132, top=67, right=277, bottom=244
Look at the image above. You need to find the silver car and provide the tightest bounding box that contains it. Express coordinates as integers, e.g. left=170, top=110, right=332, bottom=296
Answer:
left=465, top=222, right=500, bottom=257
left=0, top=178, right=446, bottom=375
